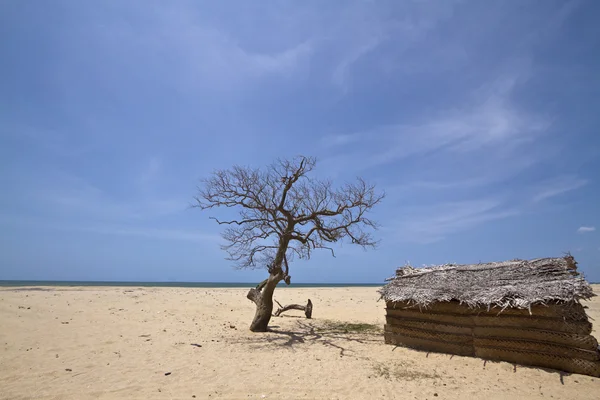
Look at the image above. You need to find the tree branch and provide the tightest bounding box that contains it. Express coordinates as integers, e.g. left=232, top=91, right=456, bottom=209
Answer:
left=193, top=156, right=383, bottom=273
left=273, top=299, right=313, bottom=318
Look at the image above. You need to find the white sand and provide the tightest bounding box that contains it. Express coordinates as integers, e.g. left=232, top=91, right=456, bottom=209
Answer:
left=1, top=285, right=598, bottom=399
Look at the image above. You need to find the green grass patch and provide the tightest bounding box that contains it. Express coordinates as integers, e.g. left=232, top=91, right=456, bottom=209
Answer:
left=315, top=320, right=382, bottom=334
left=372, top=361, right=441, bottom=381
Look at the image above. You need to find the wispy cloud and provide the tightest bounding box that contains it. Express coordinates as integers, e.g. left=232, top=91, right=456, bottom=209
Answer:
left=386, top=198, right=519, bottom=244
left=532, top=175, right=588, bottom=203
left=51, top=3, right=314, bottom=98
left=34, top=172, right=183, bottom=222
left=176, top=30, right=312, bottom=86
left=323, top=76, right=548, bottom=168
left=578, top=226, right=596, bottom=233
left=80, top=225, right=220, bottom=243
left=317, top=62, right=588, bottom=244
left=0, top=212, right=218, bottom=243
left=382, top=173, right=589, bottom=243
left=327, top=0, right=463, bottom=91
left=384, top=178, right=485, bottom=197
left=1, top=123, right=94, bottom=158
left=139, top=157, right=162, bottom=186
left=317, top=76, right=560, bottom=208
left=332, top=34, right=385, bottom=92
left=320, top=132, right=363, bottom=148
left=2, top=159, right=186, bottom=228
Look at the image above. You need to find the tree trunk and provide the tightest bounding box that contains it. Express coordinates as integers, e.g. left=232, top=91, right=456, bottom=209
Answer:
left=246, top=236, right=291, bottom=332
left=246, top=274, right=281, bottom=332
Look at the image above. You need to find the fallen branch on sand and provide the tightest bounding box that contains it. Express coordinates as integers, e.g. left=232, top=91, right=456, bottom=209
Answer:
left=273, top=299, right=313, bottom=319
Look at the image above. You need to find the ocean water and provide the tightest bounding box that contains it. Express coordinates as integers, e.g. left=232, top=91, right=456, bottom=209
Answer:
left=0, top=280, right=383, bottom=288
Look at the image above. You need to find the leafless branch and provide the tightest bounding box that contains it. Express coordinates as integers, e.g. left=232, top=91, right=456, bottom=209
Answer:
left=193, top=155, right=383, bottom=273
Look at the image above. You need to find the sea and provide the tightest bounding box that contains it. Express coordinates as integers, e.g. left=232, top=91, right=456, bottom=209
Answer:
left=0, top=280, right=383, bottom=288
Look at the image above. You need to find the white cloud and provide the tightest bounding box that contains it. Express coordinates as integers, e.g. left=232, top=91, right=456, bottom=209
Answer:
left=578, top=226, right=596, bottom=233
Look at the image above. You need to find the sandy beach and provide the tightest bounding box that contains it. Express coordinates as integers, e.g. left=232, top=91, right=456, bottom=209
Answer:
left=1, top=285, right=598, bottom=400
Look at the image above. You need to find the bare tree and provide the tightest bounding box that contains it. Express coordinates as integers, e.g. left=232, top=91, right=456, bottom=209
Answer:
left=193, top=156, right=384, bottom=332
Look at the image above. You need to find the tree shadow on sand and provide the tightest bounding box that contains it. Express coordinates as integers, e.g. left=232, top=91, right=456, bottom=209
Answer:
left=232, top=319, right=383, bottom=358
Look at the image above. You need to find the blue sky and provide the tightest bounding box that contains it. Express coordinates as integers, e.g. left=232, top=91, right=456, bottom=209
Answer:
left=1, top=0, right=599, bottom=283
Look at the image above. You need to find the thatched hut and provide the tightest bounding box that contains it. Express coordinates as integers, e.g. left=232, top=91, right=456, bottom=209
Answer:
left=379, top=256, right=600, bottom=377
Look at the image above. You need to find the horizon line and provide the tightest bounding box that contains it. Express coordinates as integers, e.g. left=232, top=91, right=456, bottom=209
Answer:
left=0, top=279, right=385, bottom=286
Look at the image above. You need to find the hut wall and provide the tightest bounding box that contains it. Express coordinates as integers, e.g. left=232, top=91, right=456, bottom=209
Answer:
left=384, top=300, right=600, bottom=377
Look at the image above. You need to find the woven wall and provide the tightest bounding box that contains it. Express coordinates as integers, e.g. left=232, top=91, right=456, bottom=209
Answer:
left=384, top=301, right=600, bottom=377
